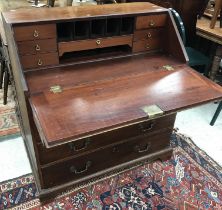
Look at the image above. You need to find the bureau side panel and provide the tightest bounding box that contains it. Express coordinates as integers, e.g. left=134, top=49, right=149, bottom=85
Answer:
left=2, top=16, right=42, bottom=190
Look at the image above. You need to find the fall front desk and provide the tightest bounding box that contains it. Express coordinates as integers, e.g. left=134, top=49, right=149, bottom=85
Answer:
left=2, top=3, right=222, bottom=200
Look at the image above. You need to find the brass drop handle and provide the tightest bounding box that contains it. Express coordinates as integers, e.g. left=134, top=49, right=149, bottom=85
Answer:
left=70, top=161, right=92, bottom=174
left=139, top=121, right=154, bottom=132
left=68, top=138, right=90, bottom=152
left=33, top=30, right=39, bottom=38
left=96, top=39, right=101, bottom=45
left=135, top=142, right=151, bottom=153
left=37, top=59, right=43, bottom=66
left=35, top=44, right=41, bottom=51
left=149, top=20, right=155, bottom=27
left=146, top=32, right=152, bottom=38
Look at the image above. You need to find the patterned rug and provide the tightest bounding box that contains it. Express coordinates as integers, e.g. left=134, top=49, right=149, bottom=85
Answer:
left=0, top=132, right=222, bottom=210
left=0, top=87, right=19, bottom=137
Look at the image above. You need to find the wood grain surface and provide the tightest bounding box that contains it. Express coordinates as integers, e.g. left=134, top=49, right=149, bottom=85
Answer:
left=28, top=54, right=222, bottom=147
left=2, top=3, right=167, bottom=24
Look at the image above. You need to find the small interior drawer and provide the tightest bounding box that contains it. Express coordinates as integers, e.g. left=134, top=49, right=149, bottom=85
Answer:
left=40, top=129, right=172, bottom=188
left=17, top=39, right=57, bottom=55
left=133, top=28, right=163, bottom=41
left=13, top=24, right=56, bottom=41
left=37, top=114, right=176, bottom=165
left=132, top=38, right=162, bottom=53
left=58, top=35, right=133, bottom=56
left=136, top=14, right=167, bottom=30
left=20, top=52, right=59, bottom=70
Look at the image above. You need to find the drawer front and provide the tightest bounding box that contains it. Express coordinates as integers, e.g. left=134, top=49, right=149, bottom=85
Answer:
left=133, top=28, right=163, bottom=41
left=41, top=129, right=172, bottom=188
left=37, top=114, right=176, bottom=165
left=17, top=39, right=57, bottom=55
left=14, top=24, right=56, bottom=41
left=136, top=14, right=167, bottom=30
left=20, top=52, right=59, bottom=70
left=132, top=39, right=162, bottom=53
left=58, top=35, right=133, bottom=56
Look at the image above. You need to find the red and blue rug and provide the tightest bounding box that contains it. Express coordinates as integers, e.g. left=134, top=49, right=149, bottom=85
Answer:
left=0, top=131, right=222, bottom=209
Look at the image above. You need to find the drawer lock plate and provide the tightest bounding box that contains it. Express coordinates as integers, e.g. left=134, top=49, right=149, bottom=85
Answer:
left=141, top=104, right=164, bottom=119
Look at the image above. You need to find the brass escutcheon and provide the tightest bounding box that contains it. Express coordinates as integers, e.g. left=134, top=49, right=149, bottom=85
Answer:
left=37, top=59, right=43, bottom=66
left=147, top=32, right=152, bottom=38
left=96, top=39, right=101, bottom=45
left=35, top=44, right=41, bottom=51
left=33, top=30, right=39, bottom=38
left=149, top=20, right=155, bottom=27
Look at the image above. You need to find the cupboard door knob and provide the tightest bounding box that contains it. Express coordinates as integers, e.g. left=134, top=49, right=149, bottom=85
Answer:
left=33, top=30, right=39, bottom=38
left=68, top=138, right=90, bottom=152
left=135, top=142, right=151, bottom=153
left=96, top=40, right=101, bottom=45
left=37, top=59, right=43, bottom=66
left=149, top=20, right=155, bottom=27
left=35, top=44, right=41, bottom=51
left=70, top=161, right=92, bottom=174
left=146, top=44, right=150, bottom=49
left=147, top=32, right=152, bottom=38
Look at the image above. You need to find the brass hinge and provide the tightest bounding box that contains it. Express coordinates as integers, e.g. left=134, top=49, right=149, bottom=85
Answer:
left=141, top=104, right=164, bottom=119
left=50, top=85, right=62, bottom=93
left=162, top=65, right=175, bottom=71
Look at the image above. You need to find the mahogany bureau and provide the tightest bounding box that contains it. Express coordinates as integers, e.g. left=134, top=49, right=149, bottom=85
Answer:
left=2, top=3, right=222, bottom=200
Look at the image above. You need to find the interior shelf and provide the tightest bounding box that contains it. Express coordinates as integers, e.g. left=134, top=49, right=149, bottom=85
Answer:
left=74, top=21, right=90, bottom=40
left=57, top=16, right=135, bottom=41
left=91, top=19, right=106, bottom=38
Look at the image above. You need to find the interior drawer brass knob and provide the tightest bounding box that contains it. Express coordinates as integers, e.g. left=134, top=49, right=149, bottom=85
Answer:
left=146, top=44, right=150, bottom=49
left=147, top=33, right=152, bottom=38
left=33, top=30, right=39, bottom=38
left=37, top=59, right=43, bottom=66
left=35, top=44, right=41, bottom=51
left=96, top=39, right=101, bottom=45
left=149, top=20, right=155, bottom=27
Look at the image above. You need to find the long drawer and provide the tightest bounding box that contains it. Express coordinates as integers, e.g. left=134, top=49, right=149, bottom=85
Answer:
left=17, top=39, right=57, bottom=55
left=20, top=52, right=59, bottom=70
left=37, top=114, right=176, bottom=165
left=40, top=129, right=172, bottom=188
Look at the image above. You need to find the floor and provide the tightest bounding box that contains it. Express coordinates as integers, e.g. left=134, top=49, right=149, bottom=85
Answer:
left=0, top=102, right=221, bottom=183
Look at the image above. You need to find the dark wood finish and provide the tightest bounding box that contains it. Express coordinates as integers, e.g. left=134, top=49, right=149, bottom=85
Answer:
left=136, top=14, right=167, bottom=30
left=132, top=38, right=162, bottom=52
left=17, top=39, right=57, bottom=55
left=2, top=3, right=167, bottom=24
left=29, top=56, right=222, bottom=147
left=20, top=52, right=59, bottom=70
left=25, top=54, right=183, bottom=93
left=41, top=129, right=172, bottom=188
left=13, top=24, right=56, bottom=41
left=2, top=3, right=222, bottom=201
left=125, top=0, right=209, bottom=45
left=133, top=28, right=163, bottom=41
left=58, top=35, right=133, bottom=56
left=37, top=114, right=176, bottom=164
